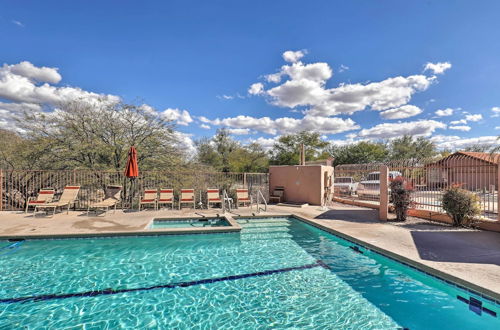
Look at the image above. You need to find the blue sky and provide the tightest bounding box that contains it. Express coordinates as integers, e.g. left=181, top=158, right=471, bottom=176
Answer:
left=1, top=0, right=499, bottom=151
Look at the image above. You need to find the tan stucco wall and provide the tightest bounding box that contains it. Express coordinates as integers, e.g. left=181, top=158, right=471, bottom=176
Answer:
left=269, top=165, right=334, bottom=205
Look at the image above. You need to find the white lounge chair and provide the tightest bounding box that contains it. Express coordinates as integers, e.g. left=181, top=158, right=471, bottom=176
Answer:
left=179, top=189, right=195, bottom=209
left=207, top=188, right=222, bottom=208
left=236, top=189, right=251, bottom=207
left=25, top=188, right=55, bottom=213
left=157, top=188, right=174, bottom=209
left=34, top=185, right=80, bottom=217
left=87, top=185, right=122, bottom=215
left=139, top=189, right=158, bottom=211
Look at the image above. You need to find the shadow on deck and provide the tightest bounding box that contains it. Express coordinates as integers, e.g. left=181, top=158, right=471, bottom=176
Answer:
left=410, top=230, right=500, bottom=266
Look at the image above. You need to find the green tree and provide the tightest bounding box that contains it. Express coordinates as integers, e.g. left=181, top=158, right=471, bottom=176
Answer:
left=196, top=129, right=269, bottom=172
left=17, top=100, right=183, bottom=170
left=270, top=131, right=328, bottom=165
left=389, top=135, right=437, bottom=160
left=326, top=141, right=388, bottom=166
left=228, top=143, right=269, bottom=172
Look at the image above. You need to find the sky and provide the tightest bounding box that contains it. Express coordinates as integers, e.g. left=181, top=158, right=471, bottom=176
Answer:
left=1, top=0, right=500, bottom=153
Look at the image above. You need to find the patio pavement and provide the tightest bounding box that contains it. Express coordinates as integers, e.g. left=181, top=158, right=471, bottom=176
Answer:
left=0, top=202, right=499, bottom=300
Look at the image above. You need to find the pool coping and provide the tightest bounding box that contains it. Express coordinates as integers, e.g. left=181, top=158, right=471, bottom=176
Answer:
left=0, top=215, right=241, bottom=240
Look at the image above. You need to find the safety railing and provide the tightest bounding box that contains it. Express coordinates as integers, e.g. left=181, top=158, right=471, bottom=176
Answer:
left=255, top=189, right=267, bottom=213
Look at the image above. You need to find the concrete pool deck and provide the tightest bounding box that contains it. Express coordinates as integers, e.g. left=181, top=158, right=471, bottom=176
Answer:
left=0, top=202, right=499, bottom=301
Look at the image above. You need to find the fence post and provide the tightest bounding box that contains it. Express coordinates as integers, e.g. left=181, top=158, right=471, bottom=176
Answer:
left=0, top=168, right=3, bottom=211
left=243, top=173, right=247, bottom=187
left=379, top=165, right=389, bottom=221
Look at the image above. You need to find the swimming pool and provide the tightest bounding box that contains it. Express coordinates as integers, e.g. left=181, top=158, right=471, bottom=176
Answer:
left=0, top=216, right=498, bottom=328
left=150, top=217, right=230, bottom=228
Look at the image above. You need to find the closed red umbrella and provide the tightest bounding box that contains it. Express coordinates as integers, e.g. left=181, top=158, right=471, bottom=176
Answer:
left=124, top=146, right=139, bottom=178
left=124, top=146, right=139, bottom=208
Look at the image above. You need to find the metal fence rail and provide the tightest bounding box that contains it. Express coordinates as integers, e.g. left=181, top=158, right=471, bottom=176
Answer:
left=334, top=156, right=499, bottom=222
left=333, top=163, right=382, bottom=205
left=0, top=170, right=269, bottom=211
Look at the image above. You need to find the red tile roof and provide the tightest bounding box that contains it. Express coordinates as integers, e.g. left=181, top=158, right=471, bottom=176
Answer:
left=433, top=151, right=500, bottom=165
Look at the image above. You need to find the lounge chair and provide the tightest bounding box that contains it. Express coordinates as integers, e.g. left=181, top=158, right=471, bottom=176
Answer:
left=269, top=186, right=285, bottom=204
left=34, top=185, right=81, bottom=216
left=87, top=185, right=122, bottom=215
left=236, top=189, right=251, bottom=207
left=139, top=189, right=158, bottom=211
left=25, top=188, right=55, bottom=213
left=207, top=188, right=222, bottom=208
left=158, top=188, right=174, bottom=209
left=179, top=189, right=195, bottom=209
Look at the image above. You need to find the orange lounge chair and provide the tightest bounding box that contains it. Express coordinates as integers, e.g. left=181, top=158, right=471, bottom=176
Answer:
left=236, top=189, right=251, bottom=207
left=207, top=189, right=222, bottom=208
left=158, top=188, right=174, bottom=209
left=25, top=188, right=55, bottom=213
left=179, top=189, right=195, bottom=209
left=139, top=189, right=158, bottom=211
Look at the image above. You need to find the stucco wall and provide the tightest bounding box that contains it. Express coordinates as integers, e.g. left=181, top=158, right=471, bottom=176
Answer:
left=269, top=165, right=334, bottom=205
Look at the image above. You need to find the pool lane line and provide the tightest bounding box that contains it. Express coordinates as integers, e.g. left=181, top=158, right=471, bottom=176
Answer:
left=0, top=259, right=331, bottom=304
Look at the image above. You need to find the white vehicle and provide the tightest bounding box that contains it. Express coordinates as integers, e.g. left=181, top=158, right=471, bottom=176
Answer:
left=334, top=177, right=358, bottom=195
left=357, top=171, right=402, bottom=199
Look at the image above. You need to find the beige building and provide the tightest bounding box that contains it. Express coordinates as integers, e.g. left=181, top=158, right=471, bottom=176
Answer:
left=269, top=165, right=334, bottom=205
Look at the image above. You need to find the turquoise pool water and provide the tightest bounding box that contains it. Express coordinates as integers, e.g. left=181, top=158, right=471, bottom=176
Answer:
left=150, top=217, right=230, bottom=228
left=0, top=216, right=498, bottom=329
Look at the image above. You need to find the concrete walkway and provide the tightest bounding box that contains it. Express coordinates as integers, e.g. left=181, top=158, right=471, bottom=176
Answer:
left=1, top=202, right=499, bottom=299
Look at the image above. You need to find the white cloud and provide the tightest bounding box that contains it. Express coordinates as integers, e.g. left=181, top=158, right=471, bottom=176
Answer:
left=435, top=108, right=453, bottom=117
left=0, top=61, right=118, bottom=106
left=495, top=126, right=500, bottom=130
left=449, top=125, right=471, bottom=132
left=217, top=94, right=233, bottom=100
left=282, top=50, right=307, bottom=63
left=3, top=61, right=62, bottom=84
left=491, top=107, right=500, bottom=117
left=248, top=82, right=264, bottom=95
left=450, top=119, right=467, bottom=125
left=266, top=72, right=433, bottom=116
left=227, top=128, right=251, bottom=135
left=338, top=64, right=349, bottom=73
left=465, top=114, right=482, bottom=122
left=245, top=136, right=279, bottom=151
left=139, top=104, right=157, bottom=115
left=358, top=120, right=446, bottom=139
left=424, top=62, right=452, bottom=74
left=0, top=62, right=121, bottom=128
left=248, top=52, right=444, bottom=118
left=173, top=132, right=196, bottom=155
left=160, top=108, right=193, bottom=126
left=265, top=72, right=282, bottom=83
left=200, top=123, right=211, bottom=129
left=12, top=20, right=24, bottom=27
left=203, top=114, right=359, bottom=135
left=431, top=135, right=499, bottom=150
left=380, top=105, right=422, bottom=119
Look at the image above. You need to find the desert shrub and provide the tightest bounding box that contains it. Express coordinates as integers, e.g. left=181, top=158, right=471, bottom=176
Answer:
left=441, top=185, right=481, bottom=227
left=389, top=176, right=413, bottom=221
